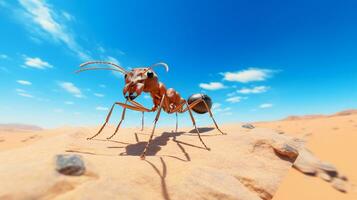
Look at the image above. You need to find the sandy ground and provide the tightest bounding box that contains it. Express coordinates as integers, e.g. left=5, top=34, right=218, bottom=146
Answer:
left=256, top=111, right=357, bottom=200
left=0, top=123, right=299, bottom=200
left=1, top=110, right=356, bottom=199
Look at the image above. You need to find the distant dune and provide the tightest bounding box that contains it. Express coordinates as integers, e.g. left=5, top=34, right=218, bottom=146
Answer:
left=283, top=109, right=357, bottom=121
left=0, top=123, right=43, bottom=131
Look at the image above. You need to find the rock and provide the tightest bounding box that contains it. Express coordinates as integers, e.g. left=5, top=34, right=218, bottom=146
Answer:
left=339, top=175, right=348, bottom=181
left=293, top=149, right=318, bottom=175
left=317, top=161, right=338, bottom=177
left=242, top=123, right=255, bottom=129
left=331, top=178, right=348, bottom=193
left=272, top=143, right=299, bottom=159
left=318, top=171, right=332, bottom=182
left=56, top=154, right=85, bottom=176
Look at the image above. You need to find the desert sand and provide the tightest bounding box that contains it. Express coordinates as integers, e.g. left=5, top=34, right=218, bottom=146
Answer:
left=256, top=110, right=357, bottom=200
left=0, top=122, right=301, bottom=200
left=0, top=110, right=355, bottom=200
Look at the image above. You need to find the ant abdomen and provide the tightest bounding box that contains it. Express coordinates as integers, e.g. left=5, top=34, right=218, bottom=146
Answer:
left=187, top=94, right=213, bottom=114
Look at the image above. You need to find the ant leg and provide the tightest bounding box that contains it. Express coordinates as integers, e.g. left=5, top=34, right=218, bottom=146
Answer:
left=200, top=100, right=226, bottom=135
left=107, top=102, right=152, bottom=139
left=87, top=103, right=116, bottom=140
left=175, top=112, right=178, bottom=132
left=185, top=101, right=210, bottom=150
left=141, top=111, right=144, bottom=131
left=140, top=95, right=166, bottom=160
left=107, top=105, right=127, bottom=139
left=128, top=99, right=152, bottom=112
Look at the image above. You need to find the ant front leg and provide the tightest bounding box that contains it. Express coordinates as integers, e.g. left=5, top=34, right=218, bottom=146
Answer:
left=87, top=102, right=117, bottom=140
left=107, top=103, right=127, bottom=140
left=107, top=101, right=151, bottom=140
left=140, top=95, right=166, bottom=160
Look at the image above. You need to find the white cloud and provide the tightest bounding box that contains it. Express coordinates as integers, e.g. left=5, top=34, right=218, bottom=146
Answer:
left=23, top=56, right=52, bottom=69
left=260, top=103, right=273, bottom=108
left=222, top=68, right=274, bottom=83
left=15, top=88, right=26, bottom=93
left=105, top=56, right=123, bottom=78
left=221, top=112, right=233, bottom=116
left=17, top=80, right=32, bottom=85
left=211, top=103, right=232, bottom=115
left=17, top=92, right=33, bottom=98
left=0, top=54, right=8, bottom=59
left=96, top=106, right=108, bottom=111
left=227, top=92, right=236, bottom=97
left=59, top=82, right=83, bottom=98
left=226, top=96, right=243, bottom=103
left=18, top=0, right=90, bottom=60
left=94, top=93, right=104, bottom=97
left=98, top=46, right=106, bottom=53
left=106, top=56, right=119, bottom=64
left=54, top=108, right=63, bottom=113
left=99, top=84, right=106, bottom=88
left=62, top=11, right=74, bottom=21
left=144, top=94, right=151, bottom=99
left=237, top=86, right=269, bottom=94
left=64, top=101, right=74, bottom=105
left=199, top=82, right=226, bottom=90
left=15, top=88, right=34, bottom=98
left=212, top=103, right=222, bottom=110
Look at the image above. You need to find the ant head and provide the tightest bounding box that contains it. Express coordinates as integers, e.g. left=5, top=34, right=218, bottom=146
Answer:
left=75, top=60, right=168, bottom=101
left=123, top=63, right=169, bottom=100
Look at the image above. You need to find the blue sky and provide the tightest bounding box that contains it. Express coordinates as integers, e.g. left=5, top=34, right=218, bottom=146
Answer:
left=0, top=0, right=356, bottom=128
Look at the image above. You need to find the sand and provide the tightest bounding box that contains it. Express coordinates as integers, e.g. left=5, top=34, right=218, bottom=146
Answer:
left=0, top=123, right=300, bottom=200
left=256, top=110, right=357, bottom=200
left=0, top=110, right=356, bottom=199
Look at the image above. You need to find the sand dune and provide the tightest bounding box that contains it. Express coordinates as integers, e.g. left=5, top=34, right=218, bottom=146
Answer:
left=0, top=123, right=43, bottom=132
left=282, top=109, right=357, bottom=121
left=0, top=124, right=300, bottom=200
left=256, top=110, right=357, bottom=200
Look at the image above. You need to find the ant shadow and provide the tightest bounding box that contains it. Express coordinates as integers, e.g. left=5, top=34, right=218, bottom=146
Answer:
left=185, top=127, right=221, bottom=136
left=188, top=127, right=214, bottom=133
left=145, top=157, right=171, bottom=200
left=119, top=128, right=215, bottom=161
left=119, top=131, right=190, bottom=161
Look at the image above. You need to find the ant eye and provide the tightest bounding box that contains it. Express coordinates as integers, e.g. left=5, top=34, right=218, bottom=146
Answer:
left=124, top=74, right=128, bottom=79
left=147, top=71, right=154, bottom=78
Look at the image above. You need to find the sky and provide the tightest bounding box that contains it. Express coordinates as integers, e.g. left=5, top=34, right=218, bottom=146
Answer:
left=0, top=0, right=356, bottom=128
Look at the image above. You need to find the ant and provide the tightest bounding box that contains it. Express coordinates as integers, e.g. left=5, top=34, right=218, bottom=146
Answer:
left=77, top=61, right=225, bottom=159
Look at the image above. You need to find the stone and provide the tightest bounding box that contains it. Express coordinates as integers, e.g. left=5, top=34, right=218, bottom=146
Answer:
left=242, top=123, right=255, bottom=129
left=317, top=161, right=338, bottom=177
left=339, top=175, right=348, bottom=181
left=272, top=143, right=299, bottom=159
left=56, top=154, right=85, bottom=176
left=331, top=178, right=348, bottom=193
left=293, top=149, right=318, bottom=175
left=318, top=171, right=332, bottom=182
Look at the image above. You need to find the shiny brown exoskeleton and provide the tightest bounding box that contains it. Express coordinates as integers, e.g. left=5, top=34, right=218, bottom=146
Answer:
left=76, top=61, right=225, bottom=159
